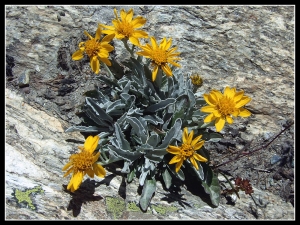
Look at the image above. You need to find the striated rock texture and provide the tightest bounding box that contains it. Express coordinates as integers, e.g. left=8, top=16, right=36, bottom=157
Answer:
left=5, top=5, right=294, bottom=220
left=5, top=88, right=294, bottom=220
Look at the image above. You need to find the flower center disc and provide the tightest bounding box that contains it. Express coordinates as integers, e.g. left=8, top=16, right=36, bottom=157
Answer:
left=152, top=49, right=167, bottom=65
left=181, top=144, right=194, bottom=158
left=71, top=151, right=94, bottom=171
left=118, top=22, right=134, bottom=37
left=85, top=39, right=100, bottom=58
left=216, top=97, right=235, bottom=116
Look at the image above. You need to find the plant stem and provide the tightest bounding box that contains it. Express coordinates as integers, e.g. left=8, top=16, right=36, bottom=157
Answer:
left=213, top=120, right=294, bottom=169
left=122, top=38, right=135, bottom=58
left=102, top=62, right=115, bottom=81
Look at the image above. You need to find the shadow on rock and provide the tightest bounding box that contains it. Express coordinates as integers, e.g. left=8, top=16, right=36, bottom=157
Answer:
left=63, top=179, right=103, bottom=217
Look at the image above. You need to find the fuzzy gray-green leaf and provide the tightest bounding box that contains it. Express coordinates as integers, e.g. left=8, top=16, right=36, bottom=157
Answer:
left=139, top=179, right=156, bottom=212
left=158, top=118, right=182, bottom=149
left=145, top=98, right=176, bottom=113
left=162, top=169, right=172, bottom=189
left=114, top=122, right=132, bottom=151
left=85, top=97, right=114, bottom=123
left=65, top=125, right=108, bottom=133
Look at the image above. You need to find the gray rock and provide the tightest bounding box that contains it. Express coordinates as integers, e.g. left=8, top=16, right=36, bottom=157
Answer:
left=5, top=5, right=294, bottom=220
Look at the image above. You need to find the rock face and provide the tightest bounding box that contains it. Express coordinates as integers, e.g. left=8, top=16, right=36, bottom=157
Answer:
left=5, top=5, right=294, bottom=220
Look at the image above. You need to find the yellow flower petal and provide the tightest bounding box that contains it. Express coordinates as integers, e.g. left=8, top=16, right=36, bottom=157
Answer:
left=183, top=127, right=189, bottom=143
left=100, top=24, right=115, bottom=30
left=102, top=33, right=115, bottom=42
left=63, top=168, right=73, bottom=178
left=93, top=163, right=106, bottom=178
left=193, top=140, right=205, bottom=150
left=120, top=8, right=127, bottom=21
left=186, top=130, right=194, bottom=145
left=131, top=17, right=147, bottom=28
left=166, top=145, right=181, bottom=154
left=189, top=157, right=199, bottom=170
left=224, top=86, right=235, bottom=99
left=136, top=51, right=151, bottom=58
left=84, top=136, right=99, bottom=153
left=234, top=90, right=244, bottom=102
left=150, top=36, right=158, bottom=49
left=86, top=168, right=94, bottom=178
left=226, top=115, right=234, bottom=124
left=204, top=113, right=215, bottom=123
left=100, top=43, right=114, bottom=52
left=62, top=161, right=72, bottom=171
left=168, top=61, right=181, bottom=68
left=175, top=159, right=184, bottom=172
left=211, top=90, right=223, bottom=100
left=193, top=153, right=208, bottom=162
left=84, top=30, right=93, bottom=40
left=191, top=134, right=203, bottom=146
left=93, top=152, right=100, bottom=163
left=90, top=57, right=100, bottom=74
left=169, top=155, right=182, bottom=164
left=152, top=65, right=159, bottom=81
left=161, top=64, right=172, bottom=77
left=100, top=57, right=112, bottom=66
left=98, top=51, right=109, bottom=58
left=239, top=108, right=251, bottom=117
left=125, top=8, right=133, bottom=22
left=129, top=36, right=140, bottom=46
left=67, top=171, right=84, bottom=192
left=132, top=30, right=148, bottom=38
left=203, top=93, right=217, bottom=106
left=101, top=29, right=116, bottom=35
left=215, top=117, right=226, bottom=132
left=95, top=26, right=102, bottom=40
left=72, top=50, right=84, bottom=61
left=201, top=105, right=216, bottom=113
left=165, top=38, right=172, bottom=50
left=235, top=96, right=251, bottom=108
left=212, top=109, right=222, bottom=118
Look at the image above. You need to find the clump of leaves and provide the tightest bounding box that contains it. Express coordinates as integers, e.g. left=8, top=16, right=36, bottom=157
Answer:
left=66, top=53, right=224, bottom=210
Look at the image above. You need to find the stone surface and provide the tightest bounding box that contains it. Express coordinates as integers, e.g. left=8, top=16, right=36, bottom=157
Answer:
left=5, top=5, right=294, bottom=220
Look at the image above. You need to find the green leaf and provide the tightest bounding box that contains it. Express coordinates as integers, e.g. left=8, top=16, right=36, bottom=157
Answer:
left=85, top=97, right=114, bottom=123
left=65, top=125, right=108, bottom=133
left=166, top=163, right=185, bottom=181
left=108, top=145, right=142, bottom=162
left=162, top=169, right=172, bottom=189
left=153, top=68, right=163, bottom=88
left=202, top=131, right=223, bottom=142
left=127, top=168, right=136, bottom=183
left=114, top=122, right=132, bottom=151
left=139, top=179, right=156, bottom=212
left=158, top=118, right=182, bottom=149
left=126, top=117, right=148, bottom=144
left=145, top=98, right=176, bottom=113
left=186, top=159, right=204, bottom=180
left=109, top=57, right=125, bottom=79
left=201, top=164, right=220, bottom=207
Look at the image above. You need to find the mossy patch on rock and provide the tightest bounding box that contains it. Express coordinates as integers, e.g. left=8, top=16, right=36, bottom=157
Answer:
left=12, top=185, right=44, bottom=210
left=105, top=196, right=126, bottom=220
left=152, top=204, right=178, bottom=215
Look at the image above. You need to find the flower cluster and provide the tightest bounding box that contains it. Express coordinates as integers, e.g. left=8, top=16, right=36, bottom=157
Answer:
left=63, top=7, right=253, bottom=211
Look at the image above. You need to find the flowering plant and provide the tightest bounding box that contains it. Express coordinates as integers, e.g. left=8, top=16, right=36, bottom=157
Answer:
left=64, top=8, right=252, bottom=211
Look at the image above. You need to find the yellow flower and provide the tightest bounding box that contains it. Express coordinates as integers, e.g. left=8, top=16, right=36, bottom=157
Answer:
left=100, top=8, right=148, bottom=46
left=62, top=135, right=106, bottom=192
left=72, top=25, right=115, bottom=74
left=167, top=127, right=208, bottom=172
left=136, top=36, right=181, bottom=81
left=200, top=86, right=252, bottom=132
left=190, top=73, right=203, bottom=86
